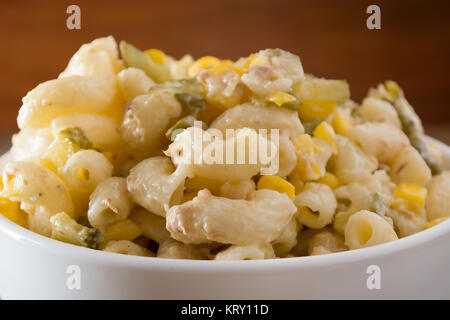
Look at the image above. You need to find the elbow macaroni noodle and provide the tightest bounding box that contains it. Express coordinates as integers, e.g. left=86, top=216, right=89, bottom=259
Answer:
left=0, top=36, right=449, bottom=259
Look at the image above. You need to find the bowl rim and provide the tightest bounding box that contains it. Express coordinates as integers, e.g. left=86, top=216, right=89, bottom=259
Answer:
left=1, top=138, right=449, bottom=274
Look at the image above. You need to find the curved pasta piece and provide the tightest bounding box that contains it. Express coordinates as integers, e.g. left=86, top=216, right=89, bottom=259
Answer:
left=386, top=207, right=426, bottom=237
left=59, top=36, right=122, bottom=78
left=62, top=150, right=114, bottom=212
left=272, top=217, right=301, bottom=257
left=185, top=175, right=224, bottom=195
left=426, top=171, right=450, bottom=221
left=127, top=157, right=192, bottom=217
left=345, top=210, right=398, bottom=250
left=210, top=103, right=304, bottom=140
left=51, top=114, right=122, bottom=150
left=198, top=67, right=244, bottom=108
left=277, top=133, right=297, bottom=177
left=88, top=177, right=133, bottom=229
left=1, top=161, right=74, bottom=236
left=333, top=135, right=378, bottom=184
left=166, top=189, right=297, bottom=245
left=10, top=128, right=54, bottom=162
left=103, top=240, right=154, bottom=257
left=215, top=243, right=276, bottom=260
left=219, top=180, right=255, bottom=200
left=333, top=170, right=394, bottom=235
left=157, top=239, right=207, bottom=260
left=291, top=228, right=322, bottom=257
left=17, top=75, right=124, bottom=129
left=308, top=229, right=347, bottom=256
left=121, top=91, right=182, bottom=159
left=295, top=182, right=337, bottom=229
left=390, top=145, right=431, bottom=186
left=334, top=170, right=393, bottom=210
left=170, top=54, right=194, bottom=80
left=359, top=97, right=401, bottom=128
left=347, top=122, right=409, bottom=164
left=117, top=67, right=155, bottom=102
left=129, top=207, right=171, bottom=244
left=241, top=49, right=304, bottom=96
left=166, top=126, right=278, bottom=181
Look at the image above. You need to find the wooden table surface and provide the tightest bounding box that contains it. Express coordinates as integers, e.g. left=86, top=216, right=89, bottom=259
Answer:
left=0, top=0, right=448, bottom=141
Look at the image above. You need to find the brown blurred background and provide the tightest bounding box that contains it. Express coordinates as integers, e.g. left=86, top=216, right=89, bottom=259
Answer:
left=0, top=0, right=449, bottom=153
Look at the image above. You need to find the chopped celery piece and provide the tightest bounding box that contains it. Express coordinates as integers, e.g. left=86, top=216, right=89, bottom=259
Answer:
left=156, top=78, right=204, bottom=95
left=165, top=116, right=197, bottom=141
left=302, top=120, right=322, bottom=135
left=120, top=41, right=171, bottom=83
left=377, top=81, right=441, bottom=175
left=42, top=127, right=92, bottom=172
left=398, top=112, right=441, bottom=175
left=175, top=93, right=206, bottom=117
left=295, top=78, right=350, bottom=102
left=50, top=212, right=99, bottom=248
left=280, top=93, right=302, bottom=111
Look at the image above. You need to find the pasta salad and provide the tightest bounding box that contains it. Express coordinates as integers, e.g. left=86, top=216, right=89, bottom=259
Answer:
left=0, top=36, right=449, bottom=260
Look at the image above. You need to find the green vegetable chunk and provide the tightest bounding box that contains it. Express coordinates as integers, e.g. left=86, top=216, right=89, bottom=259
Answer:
left=302, top=120, right=323, bottom=135
left=120, top=41, right=171, bottom=83
left=42, top=127, right=93, bottom=172
left=376, top=81, right=441, bottom=175
left=50, top=212, right=100, bottom=248
left=398, top=113, right=441, bottom=175
left=281, top=93, right=303, bottom=111
left=165, top=116, right=197, bottom=141
left=175, top=93, right=206, bottom=117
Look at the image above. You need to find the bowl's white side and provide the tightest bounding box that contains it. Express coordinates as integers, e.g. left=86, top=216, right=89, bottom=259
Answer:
left=0, top=138, right=449, bottom=300
left=0, top=215, right=449, bottom=299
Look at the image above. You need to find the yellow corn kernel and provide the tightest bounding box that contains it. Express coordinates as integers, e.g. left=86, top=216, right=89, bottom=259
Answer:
left=0, top=197, right=27, bottom=227
left=257, top=175, right=295, bottom=200
left=331, top=110, right=352, bottom=135
left=188, top=56, right=221, bottom=77
left=299, top=100, right=336, bottom=122
left=424, top=216, right=450, bottom=230
left=318, top=172, right=341, bottom=189
left=144, top=49, right=166, bottom=64
left=210, top=63, right=243, bottom=76
left=394, top=183, right=427, bottom=207
left=221, top=59, right=234, bottom=66
left=266, top=92, right=297, bottom=107
left=76, top=168, right=90, bottom=182
left=294, top=134, right=321, bottom=180
left=313, top=122, right=336, bottom=150
left=101, top=219, right=142, bottom=247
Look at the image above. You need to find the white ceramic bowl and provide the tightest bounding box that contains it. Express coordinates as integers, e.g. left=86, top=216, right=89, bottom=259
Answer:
left=0, top=138, right=449, bottom=300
